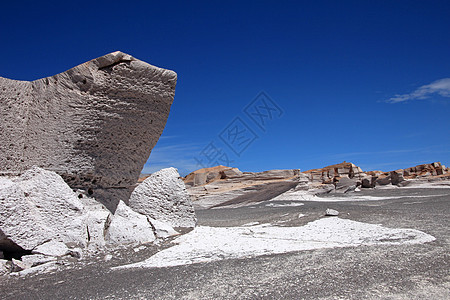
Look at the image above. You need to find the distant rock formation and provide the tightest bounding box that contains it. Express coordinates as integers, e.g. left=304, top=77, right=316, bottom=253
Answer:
left=0, top=51, right=177, bottom=211
left=183, top=166, right=301, bottom=209
left=184, top=165, right=243, bottom=187
left=184, top=162, right=449, bottom=208
left=303, top=162, right=365, bottom=184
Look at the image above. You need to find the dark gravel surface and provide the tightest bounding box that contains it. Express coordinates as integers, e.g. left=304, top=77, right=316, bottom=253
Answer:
left=1, top=188, right=449, bottom=299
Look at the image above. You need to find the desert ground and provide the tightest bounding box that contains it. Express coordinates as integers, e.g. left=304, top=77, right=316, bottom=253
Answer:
left=1, top=186, right=449, bottom=300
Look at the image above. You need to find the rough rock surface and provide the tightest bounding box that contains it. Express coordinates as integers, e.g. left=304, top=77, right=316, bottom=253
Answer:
left=147, top=218, right=180, bottom=238
left=185, top=167, right=301, bottom=209
left=325, top=209, right=340, bottom=216
left=334, top=177, right=358, bottom=193
left=32, top=241, right=69, bottom=257
left=403, top=162, right=448, bottom=178
left=0, top=259, right=10, bottom=275
left=184, top=165, right=243, bottom=187
left=361, top=176, right=376, bottom=188
left=304, top=162, right=365, bottom=184
left=104, top=201, right=156, bottom=245
left=390, top=169, right=405, bottom=185
left=21, top=254, right=57, bottom=267
left=0, top=51, right=177, bottom=211
left=130, top=168, right=196, bottom=228
left=0, top=167, right=86, bottom=252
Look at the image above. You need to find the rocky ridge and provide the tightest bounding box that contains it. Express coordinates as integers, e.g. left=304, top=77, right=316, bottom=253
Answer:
left=183, top=162, right=450, bottom=209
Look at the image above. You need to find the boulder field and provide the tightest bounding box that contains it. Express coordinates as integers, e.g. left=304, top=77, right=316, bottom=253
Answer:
left=0, top=166, right=195, bottom=276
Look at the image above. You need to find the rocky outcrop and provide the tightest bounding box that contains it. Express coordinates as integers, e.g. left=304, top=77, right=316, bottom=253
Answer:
left=0, top=167, right=87, bottom=253
left=129, top=168, right=196, bottom=228
left=0, top=167, right=183, bottom=276
left=303, top=162, right=365, bottom=184
left=184, top=165, right=243, bottom=187
left=390, top=169, right=405, bottom=185
left=0, top=51, right=177, bottom=211
left=403, top=162, right=448, bottom=178
left=185, top=167, right=301, bottom=209
left=184, top=161, right=450, bottom=208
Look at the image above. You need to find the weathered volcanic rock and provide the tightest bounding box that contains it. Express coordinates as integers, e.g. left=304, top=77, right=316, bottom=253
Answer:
left=361, top=176, right=377, bottom=188
left=304, top=162, right=365, bottom=184
left=186, top=167, right=302, bottom=209
left=129, top=168, right=196, bottom=228
left=334, top=176, right=358, bottom=193
left=403, top=162, right=448, bottom=178
left=104, top=201, right=156, bottom=245
left=390, top=169, right=405, bottom=185
left=0, top=51, right=177, bottom=211
left=184, top=165, right=243, bottom=187
left=0, top=167, right=86, bottom=252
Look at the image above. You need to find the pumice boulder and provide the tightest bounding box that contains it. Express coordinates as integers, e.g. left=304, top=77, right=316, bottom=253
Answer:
left=129, top=168, right=197, bottom=228
left=0, top=167, right=87, bottom=252
left=0, top=51, right=177, bottom=211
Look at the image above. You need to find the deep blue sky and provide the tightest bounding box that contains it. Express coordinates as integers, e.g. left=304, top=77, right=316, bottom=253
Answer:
left=1, top=1, right=449, bottom=175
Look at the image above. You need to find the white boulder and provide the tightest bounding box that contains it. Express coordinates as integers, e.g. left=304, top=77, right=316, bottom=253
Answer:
left=129, top=168, right=196, bottom=228
left=325, top=209, right=340, bottom=216
left=104, top=201, right=156, bottom=245
left=0, top=167, right=87, bottom=251
left=21, top=254, right=57, bottom=267
left=32, top=241, right=69, bottom=257
left=148, top=218, right=180, bottom=238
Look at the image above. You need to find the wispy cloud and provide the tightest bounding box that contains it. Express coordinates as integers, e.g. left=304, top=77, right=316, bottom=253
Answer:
left=388, top=78, right=450, bottom=103
left=142, top=143, right=202, bottom=176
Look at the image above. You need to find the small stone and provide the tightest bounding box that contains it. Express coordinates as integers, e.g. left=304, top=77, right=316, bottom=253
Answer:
left=104, top=254, right=113, bottom=262
left=67, top=248, right=83, bottom=259
left=11, top=258, right=31, bottom=272
left=21, top=254, right=57, bottom=267
left=14, top=261, right=58, bottom=277
left=0, top=259, right=11, bottom=275
left=148, top=218, right=180, bottom=238
left=0, top=250, right=4, bottom=259
left=133, top=245, right=146, bottom=253
left=32, top=241, right=69, bottom=257
left=325, top=209, right=339, bottom=216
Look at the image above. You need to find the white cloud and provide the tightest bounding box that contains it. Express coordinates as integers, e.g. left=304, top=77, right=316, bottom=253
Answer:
left=388, top=78, right=450, bottom=103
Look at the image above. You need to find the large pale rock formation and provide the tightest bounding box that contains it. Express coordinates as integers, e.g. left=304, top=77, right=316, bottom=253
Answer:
left=0, top=167, right=86, bottom=252
left=0, top=51, right=177, bottom=211
left=129, top=168, right=196, bottom=228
